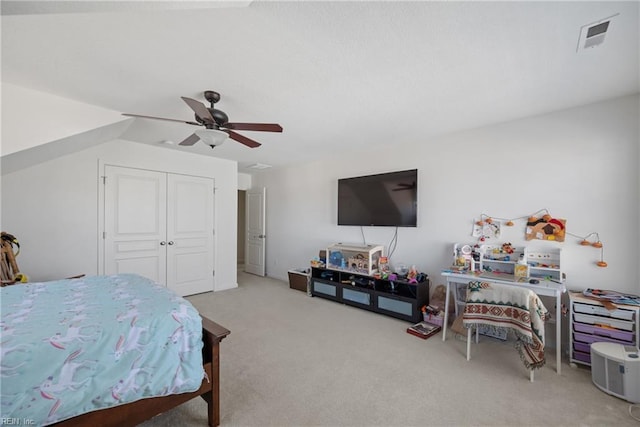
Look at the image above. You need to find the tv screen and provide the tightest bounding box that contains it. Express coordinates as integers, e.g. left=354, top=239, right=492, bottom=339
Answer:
left=337, top=169, right=417, bottom=227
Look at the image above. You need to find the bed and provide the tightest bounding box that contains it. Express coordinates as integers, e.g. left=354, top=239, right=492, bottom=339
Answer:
left=0, top=274, right=230, bottom=426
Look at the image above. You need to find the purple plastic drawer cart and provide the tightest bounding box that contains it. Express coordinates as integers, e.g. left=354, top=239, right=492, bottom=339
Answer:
left=569, top=292, right=639, bottom=367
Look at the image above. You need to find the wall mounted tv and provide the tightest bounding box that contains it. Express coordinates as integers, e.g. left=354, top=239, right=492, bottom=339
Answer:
left=337, top=169, right=418, bottom=227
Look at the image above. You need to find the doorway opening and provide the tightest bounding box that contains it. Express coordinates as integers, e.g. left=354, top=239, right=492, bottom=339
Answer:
left=237, top=190, right=246, bottom=270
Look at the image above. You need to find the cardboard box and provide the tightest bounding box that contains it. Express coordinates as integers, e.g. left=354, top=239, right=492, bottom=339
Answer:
left=288, top=269, right=309, bottom=293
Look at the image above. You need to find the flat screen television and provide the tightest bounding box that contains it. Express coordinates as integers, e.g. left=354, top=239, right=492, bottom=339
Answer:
left=337, top=169, right=417, bottom=227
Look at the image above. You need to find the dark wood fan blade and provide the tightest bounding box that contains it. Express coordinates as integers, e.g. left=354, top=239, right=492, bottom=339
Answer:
left=122, top=113, right=201, bottom=126
left=181, top=97, right=216, bottom=124
left=223, top=123, right=283, bottom=132
left=224, top=130, right=261, bottom=148
left=392, top=182, right=416, bottom=191
left=178, top=133, right=201, bottom=146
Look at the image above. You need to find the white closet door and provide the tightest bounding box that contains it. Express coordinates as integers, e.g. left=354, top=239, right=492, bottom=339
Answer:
left=104, top=166, right=215, bottom=296
left=104, top=166, right=167, bottom=283
left=166, top=173, right=215, bottom=296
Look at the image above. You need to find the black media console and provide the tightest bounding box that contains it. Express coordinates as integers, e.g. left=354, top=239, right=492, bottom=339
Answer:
left=310, top=267, right=429, bottom=323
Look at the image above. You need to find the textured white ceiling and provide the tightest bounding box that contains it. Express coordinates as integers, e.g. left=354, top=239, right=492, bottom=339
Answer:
left=2, top=1, right=638, bottom=171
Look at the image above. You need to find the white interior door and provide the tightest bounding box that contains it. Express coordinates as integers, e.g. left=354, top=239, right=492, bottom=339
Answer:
left=245, top=187, right=266, bottom=276
left=166, top=174, right=215, bottom=296
left=104, top=166, right=167, bottom=283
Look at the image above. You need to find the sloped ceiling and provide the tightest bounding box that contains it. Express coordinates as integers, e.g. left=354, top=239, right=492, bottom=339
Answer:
left=2, top=1, right=638, bottom=172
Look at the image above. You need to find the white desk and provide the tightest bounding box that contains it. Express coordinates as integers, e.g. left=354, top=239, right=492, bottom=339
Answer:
left=441, top=271, right=566, bottom=374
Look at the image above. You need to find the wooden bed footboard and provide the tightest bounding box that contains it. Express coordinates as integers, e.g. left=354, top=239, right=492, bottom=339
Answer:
left=200, top=316, right=232, bottom=427
left=53, top=315, right=230, bottom=427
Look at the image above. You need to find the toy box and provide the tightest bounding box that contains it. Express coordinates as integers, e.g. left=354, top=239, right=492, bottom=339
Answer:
left=423, top=312, right=444, bottom=327
left=326, top=243, right=384, bottom=276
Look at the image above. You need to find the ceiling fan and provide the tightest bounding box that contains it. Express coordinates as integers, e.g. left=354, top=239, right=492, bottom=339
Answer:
left=122, top=90, right=283, bottom=148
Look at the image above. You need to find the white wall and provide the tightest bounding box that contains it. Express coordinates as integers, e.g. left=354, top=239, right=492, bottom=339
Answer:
left=1, top=139, right=239, bottom=291
left=255, top=94, right=639, bottom=295
left=1, top=83, right=126, bottom=156
left=238, top=172, right=252, bottom=190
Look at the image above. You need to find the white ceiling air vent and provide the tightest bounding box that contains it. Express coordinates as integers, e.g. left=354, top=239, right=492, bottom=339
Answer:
left=577, top=14, right=619, bottom=52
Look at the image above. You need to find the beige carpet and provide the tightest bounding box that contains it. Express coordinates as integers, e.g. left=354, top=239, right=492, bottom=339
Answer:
left=140, top=271, right=639, bottom=426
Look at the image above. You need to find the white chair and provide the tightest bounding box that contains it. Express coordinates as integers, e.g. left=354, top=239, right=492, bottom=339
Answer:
left=462, top=281, right=548, bottom=382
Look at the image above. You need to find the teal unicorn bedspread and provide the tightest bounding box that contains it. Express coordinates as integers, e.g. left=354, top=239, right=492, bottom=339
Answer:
left=1, top=274, right=204, bottom=425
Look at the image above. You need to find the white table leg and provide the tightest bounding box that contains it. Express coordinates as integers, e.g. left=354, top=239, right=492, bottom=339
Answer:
left=556, top=292, right=562, bottom=375
left=442, top=280, right=451, bottom=341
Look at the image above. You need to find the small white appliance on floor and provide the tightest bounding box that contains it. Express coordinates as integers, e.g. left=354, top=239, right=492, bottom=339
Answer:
left=590, top=342, right=640, bottom=403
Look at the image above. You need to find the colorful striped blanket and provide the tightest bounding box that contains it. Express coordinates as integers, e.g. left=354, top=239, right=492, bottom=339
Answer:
left=463, top=281, right=548, bottom=369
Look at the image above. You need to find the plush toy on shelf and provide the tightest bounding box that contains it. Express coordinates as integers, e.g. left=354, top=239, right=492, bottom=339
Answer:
left=407, top=265, right=418, bottom=283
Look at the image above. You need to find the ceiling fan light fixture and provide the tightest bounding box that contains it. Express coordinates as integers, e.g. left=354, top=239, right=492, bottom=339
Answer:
left=247, top=163, right=272, bottom=170
left=195, top=128, right=228, bottom=147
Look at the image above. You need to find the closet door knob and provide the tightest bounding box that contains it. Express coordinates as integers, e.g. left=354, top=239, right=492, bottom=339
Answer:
left=168, top=241, right=175, bottom=245
left=160, top=241, right=166, bottom=246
